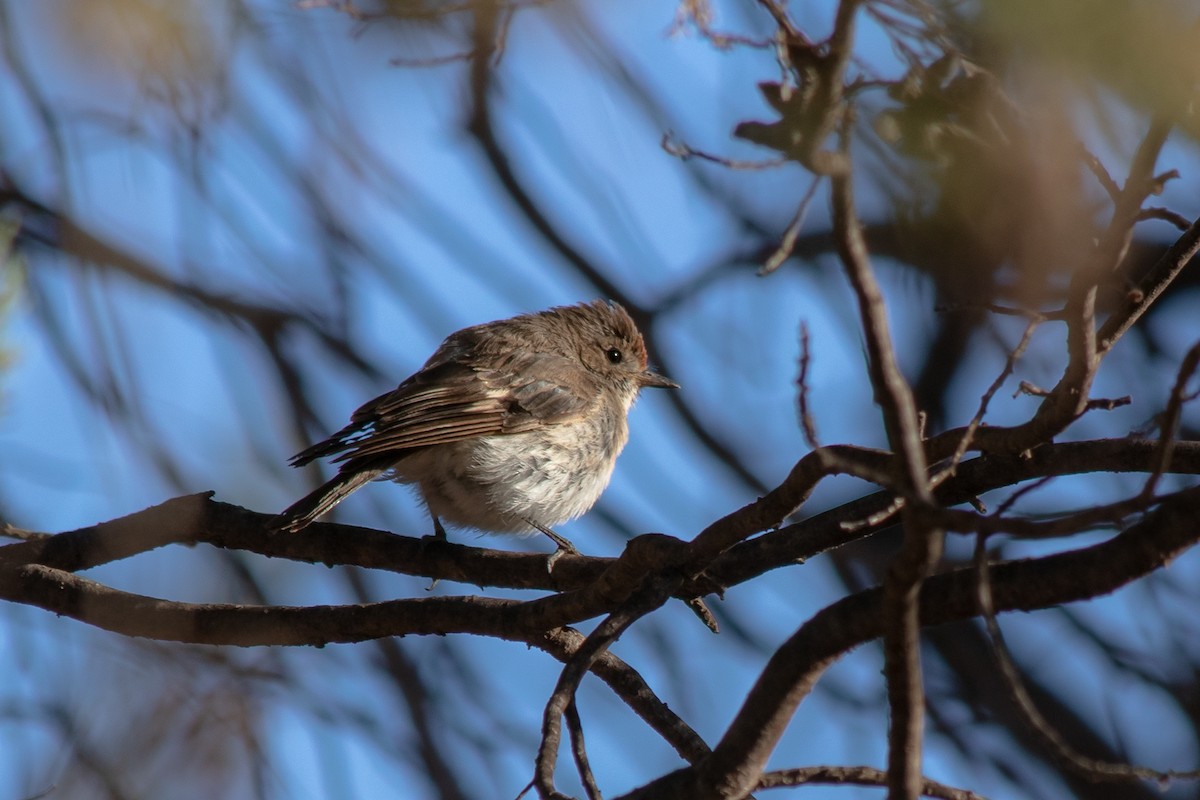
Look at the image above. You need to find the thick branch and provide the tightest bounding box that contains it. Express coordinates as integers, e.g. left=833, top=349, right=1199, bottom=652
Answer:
left=0, top=528, right=692, bottom=644
left=619, top=485, right=1200, bottom=799
left=6, top=440, right=1200, bottom=604
left=710, top=439, right=1200, bottom=590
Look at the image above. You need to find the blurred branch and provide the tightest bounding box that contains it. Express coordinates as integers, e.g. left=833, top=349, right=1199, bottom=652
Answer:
left=341, top=569, right=470, bottom=800
left=973, top=532, right=1200, bottom=783
left=921, top=621, right=1166, bottom=800
left=0, top=176, right=377, bottom=378
left=759, top=175, right=821, bottom=275
left=464, top=3, right=771, bottom=498
left=795, top=322, right=820, bottom=448
left=921, top=212, right=1200, bottom=462
left=732, top=0, right=860, bottom=175
left=1137, top=206, right=1192, bottom=231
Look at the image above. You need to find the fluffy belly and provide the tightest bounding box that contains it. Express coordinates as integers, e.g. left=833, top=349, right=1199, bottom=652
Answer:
left=391, top=425, right=624, bottom=534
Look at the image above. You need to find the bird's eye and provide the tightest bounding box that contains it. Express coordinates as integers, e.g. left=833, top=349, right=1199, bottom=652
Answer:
left=605, top=347, right=623, bottom=364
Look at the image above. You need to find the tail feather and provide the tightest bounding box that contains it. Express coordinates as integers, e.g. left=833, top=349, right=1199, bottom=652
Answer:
left=287, top=424, right=360, bottom=468
left=270, top=469, right=384, bottom=533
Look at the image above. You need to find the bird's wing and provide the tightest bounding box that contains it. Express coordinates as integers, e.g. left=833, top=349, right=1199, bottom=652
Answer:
left=289, top=348, right=598, bottom=468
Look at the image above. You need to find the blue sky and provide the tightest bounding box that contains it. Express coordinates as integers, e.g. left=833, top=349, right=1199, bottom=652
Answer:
left=3, top=1, right=1200, bottom=798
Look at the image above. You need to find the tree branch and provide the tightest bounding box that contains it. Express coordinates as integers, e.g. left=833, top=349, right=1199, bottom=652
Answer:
left=832, top=132, right=937, bottom=800
left=618, top=484, right=1200, bottom=799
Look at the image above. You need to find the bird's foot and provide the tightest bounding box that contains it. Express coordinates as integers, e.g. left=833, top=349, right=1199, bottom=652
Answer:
left=525, top=519, right=579, bottom=572
left=422, top=516, right=449, bottom=542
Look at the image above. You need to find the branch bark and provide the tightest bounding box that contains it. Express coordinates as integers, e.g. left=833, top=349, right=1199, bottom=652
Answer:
left=618, top=485, right=1200, bottom=799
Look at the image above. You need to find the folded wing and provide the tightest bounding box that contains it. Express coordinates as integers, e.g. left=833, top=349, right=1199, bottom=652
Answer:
left=290, top=347, right=599, bottom=473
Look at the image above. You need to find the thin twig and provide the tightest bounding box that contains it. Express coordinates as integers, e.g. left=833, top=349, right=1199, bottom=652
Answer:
left=1078, top=144, right=1121, bottom=201
left=990, top=475, right=1055, bottom=519
left=753, top=0, right=807, bottom=43
left=1143, top=340, right=1200, bottom=497
left=390, top=51, right=477, bottom=68
left=684, top=596, right=720, bottom=633
left=934, top=302, right=1068, bottom=323
left=939, top=489, right=1160, bottom=539
left=1137, top=206, right=1192, bottom=231
left=661, top=134, right=788, bottom=170
left=760, top=177, right=822, bottom=275
left=565, top=699, right=603, bottom=800
left=668, top=1, right=775, bottom=49
left=1097, top=214, right=1200, bottom=353
left=534, top=628, right=713, bottom=766
left=839, top=495, right=904, bottom=532
left=796, top=322, right=821, bottom=448
left=939, top=319, right=1040, bottom=476
left=1084, top=396, right=1131, bottom=411
left=534, top=575, right=680, bottom=799
left=917, top=117, right=1177, bottom=466
left=0, top=522, right=51, bottom=541
left=757, top=764, right=987, bottom=799
left=1014, top=380, right=1048, bottom=398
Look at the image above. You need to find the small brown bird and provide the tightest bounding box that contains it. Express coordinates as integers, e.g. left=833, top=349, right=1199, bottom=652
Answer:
left=271, top=300, right=677, bottom=550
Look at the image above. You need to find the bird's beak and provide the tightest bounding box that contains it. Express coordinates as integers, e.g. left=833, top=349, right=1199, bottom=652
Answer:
left=639, top=371, right=679, bottom=389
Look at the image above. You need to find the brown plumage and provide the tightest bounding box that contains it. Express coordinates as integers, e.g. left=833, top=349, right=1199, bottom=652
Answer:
left=271, top=301, right=676, bottom=538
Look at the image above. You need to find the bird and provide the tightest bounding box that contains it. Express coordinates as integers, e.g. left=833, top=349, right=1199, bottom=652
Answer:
left=269, top=300, right=677, bottom=554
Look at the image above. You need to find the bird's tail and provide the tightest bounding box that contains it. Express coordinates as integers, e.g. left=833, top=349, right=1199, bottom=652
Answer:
left=269, top=469, right=384, bottom=533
